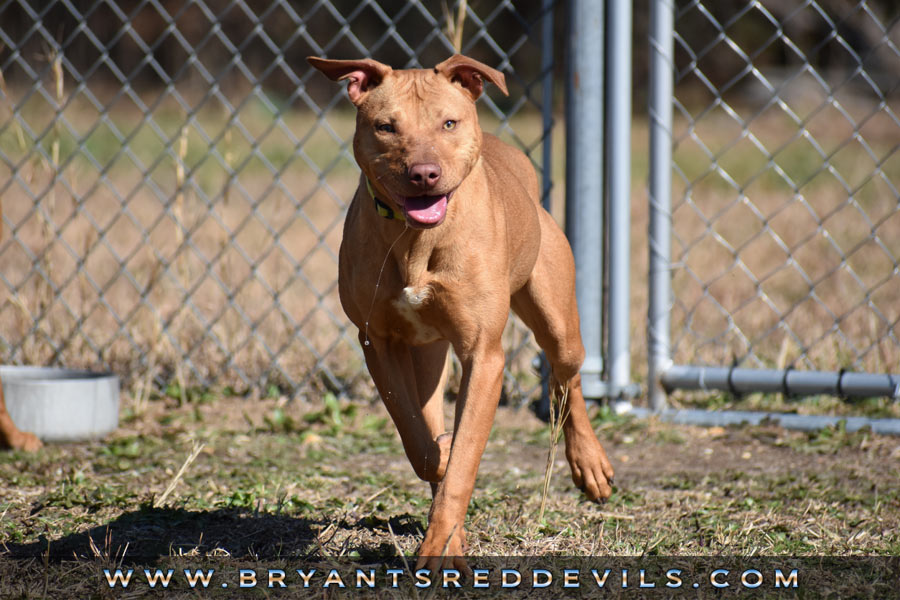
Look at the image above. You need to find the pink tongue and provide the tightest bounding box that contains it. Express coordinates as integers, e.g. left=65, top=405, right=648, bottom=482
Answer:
left=403, top=195, right=448, bottom=224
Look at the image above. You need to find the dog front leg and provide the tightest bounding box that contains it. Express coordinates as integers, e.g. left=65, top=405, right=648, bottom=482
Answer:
left=360, top=333, right=449, bottom=483
left=415, top=340, right=505, bottom=572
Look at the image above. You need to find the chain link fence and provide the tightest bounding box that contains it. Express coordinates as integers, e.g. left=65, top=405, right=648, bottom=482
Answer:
left=665, top=0, right=900, bottom=381
left=0, top=0, right=556, bottom=401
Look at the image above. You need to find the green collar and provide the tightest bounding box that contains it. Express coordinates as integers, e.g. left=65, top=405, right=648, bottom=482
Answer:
left=366, top=178, right=405, bottom=222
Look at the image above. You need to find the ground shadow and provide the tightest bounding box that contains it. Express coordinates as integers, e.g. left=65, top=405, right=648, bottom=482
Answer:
left=354, top=513, right=424, bottom=538
left=5, top=506, right=326, bottom=563
left=5, top=506, right=428, bottom=565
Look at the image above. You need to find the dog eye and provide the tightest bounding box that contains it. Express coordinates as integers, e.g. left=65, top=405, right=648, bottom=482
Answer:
left=376, top=123, right=395, bottom=133
left=443, top=120, right=457, bottom=131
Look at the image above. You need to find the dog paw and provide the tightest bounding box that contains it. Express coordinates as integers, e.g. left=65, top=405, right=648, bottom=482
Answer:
left=564, top=433, right=614, bottom=502
left=4, top=431, right=42, bottom=452
left=415, top=523, right=470, bottom=576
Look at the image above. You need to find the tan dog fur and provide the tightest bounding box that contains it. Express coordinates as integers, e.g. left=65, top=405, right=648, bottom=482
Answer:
left=308, top=54, right=613, bottom=570
left=0, top=203, right=42, bottom=452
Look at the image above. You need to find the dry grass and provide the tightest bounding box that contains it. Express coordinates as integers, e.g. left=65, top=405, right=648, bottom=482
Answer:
left=442, top=0, right=469, bottom=53
left=153, top=440, right=205, bottom=509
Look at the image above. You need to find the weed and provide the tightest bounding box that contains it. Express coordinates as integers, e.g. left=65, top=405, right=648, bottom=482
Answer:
left=790, top=421, right=873, bottom=454
left=538, top=384, right=568, bottom=522
left=302, top=393, right=359, bottom=436
left=442, top=0, right=468, bottom=53
left=153, top=440, right=205, bottom=508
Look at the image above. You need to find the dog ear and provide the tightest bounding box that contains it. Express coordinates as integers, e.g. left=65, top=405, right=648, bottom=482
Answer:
left=434, top=54, right=508, bottom=100
left=306, top=57, right=392, bottom=105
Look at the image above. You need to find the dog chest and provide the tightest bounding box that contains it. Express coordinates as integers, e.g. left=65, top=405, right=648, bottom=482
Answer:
left=389, top=286, right=442, bottom=345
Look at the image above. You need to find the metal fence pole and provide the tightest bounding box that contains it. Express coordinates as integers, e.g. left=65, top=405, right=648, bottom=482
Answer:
left=565, top=0, right=605, bottom=399
left=607, top=0, right=635, bottom=400
left=541, top=0, right=555, bottom=212
left=647, top=0, right=674, bottom=411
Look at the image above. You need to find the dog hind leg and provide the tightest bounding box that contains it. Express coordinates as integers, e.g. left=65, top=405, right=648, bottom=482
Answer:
left=511, top=214, right=614, bottom=501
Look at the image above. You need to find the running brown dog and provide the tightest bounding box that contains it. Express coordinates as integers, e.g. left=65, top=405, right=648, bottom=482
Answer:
left=307, top=54, right=614, bottom=570
left=0, top=202, right=42, bottom=452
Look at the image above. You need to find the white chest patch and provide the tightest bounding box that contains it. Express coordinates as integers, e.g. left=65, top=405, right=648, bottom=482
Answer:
left=392, top=286, right=441, bottom=344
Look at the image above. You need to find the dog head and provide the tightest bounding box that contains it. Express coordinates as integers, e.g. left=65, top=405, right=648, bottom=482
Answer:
left=307, top=55, right=508, bottom=228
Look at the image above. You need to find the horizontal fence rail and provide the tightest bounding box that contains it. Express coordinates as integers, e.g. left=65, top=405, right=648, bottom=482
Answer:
left=0, top=0, right=557, bottom=402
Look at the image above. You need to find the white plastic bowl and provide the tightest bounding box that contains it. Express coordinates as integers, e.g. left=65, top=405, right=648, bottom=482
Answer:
left=1, top=366, right=119, bottom=442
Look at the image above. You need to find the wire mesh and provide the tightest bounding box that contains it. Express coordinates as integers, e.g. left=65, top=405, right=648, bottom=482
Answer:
left=668, top=0, right=900, bottom=376
left=0, top=0, right=556, bottom=401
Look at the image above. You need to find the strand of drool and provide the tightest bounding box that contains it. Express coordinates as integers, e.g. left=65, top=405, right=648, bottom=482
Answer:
left=364, top=223, right=409, bottom=346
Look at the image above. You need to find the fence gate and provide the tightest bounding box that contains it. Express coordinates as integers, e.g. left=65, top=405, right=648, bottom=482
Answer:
left=647, top=0, right=900, bottom=433
left=0, top=0, right=557, bottom=403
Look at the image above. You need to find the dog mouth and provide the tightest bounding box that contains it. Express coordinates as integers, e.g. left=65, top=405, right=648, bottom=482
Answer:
left=398, top=192, right=452, bottom=227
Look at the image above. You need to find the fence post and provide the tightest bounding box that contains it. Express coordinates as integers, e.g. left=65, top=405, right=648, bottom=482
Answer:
left=541, top=0, right=555, bottom=211
left=607, top=0, right=633, bottom=400
left=565, top=0, right=605, bottom=399
left=647, top=0, right=674, bottom=411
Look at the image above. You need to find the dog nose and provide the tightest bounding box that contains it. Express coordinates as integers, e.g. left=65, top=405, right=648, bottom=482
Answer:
left=408, top=163, right=442, bottom=189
